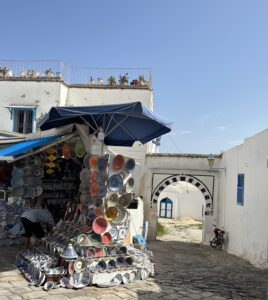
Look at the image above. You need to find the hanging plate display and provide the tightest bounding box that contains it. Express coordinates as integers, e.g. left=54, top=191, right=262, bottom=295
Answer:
left=80, top=168, right=91, bottom=183
left=89, top=155, right=98, bottom=169
left=75, top=141, right=86, bottom=158
left=90, top=182, right=100, bottom=197
left=87, top=208, right=97, bottom=220
left=46, top=147, right=57, bottom=155
left=12, top=186, right=24, bottom=197
left=108, top=174, right=123, bottom=192
left=107, top=193, right=118, bottom=206
left=11, top=176, right=24, bottom=187
left=47, top=154, right=57, bottom=162
left=95, top=207, right=103, bottom=217
left=90, top=170, right=98, bottom=183
left=46, top=162, right=56, bottom=168
left=118, top=228, right=128, bottom=240
left=125, top=158, right=135, bottom=173
left=46, top=168, right=54, bottom=175
left=118, top=193, right=133, bottom=208
left=92, top=217, right=108, bottom=234
left=23, top=166, right=32, bottom=177
left=97, top=156, right=108, bottom=172
left=83, top=153, right=92, bottom=169
left=33, top=167, right=42, bottom=177
left=104, top=207, right=118, bottom=221
left=112, top=154, right=125, bottom=171
left=98, top=185, right=107, bottom=198
left=109, top=227, right=118, bottom=239
left=80, top=193, right=91, bottom=204
left=12, top=168, right=24, bottom=178
left=95, top=197, right=103, bottom=207
left=32, top=186, right=43, bottom=197
left=124, top=178, right=134, bottom=193
left=111, top=205, right=128, bottom=225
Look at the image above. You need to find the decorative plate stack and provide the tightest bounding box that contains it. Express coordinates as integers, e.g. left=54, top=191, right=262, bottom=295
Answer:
left=15, top=152, right=154, bottom=289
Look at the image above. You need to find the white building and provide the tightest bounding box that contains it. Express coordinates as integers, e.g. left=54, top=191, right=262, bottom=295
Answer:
left=218, top=129, right=268, bottom=269
left=0, top=60, right=156, bottom=194
left=143, top=130, right=268, bottom=269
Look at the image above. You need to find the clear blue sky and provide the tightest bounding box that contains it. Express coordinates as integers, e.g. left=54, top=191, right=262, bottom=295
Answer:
left=0, top=0, right=268, bottom=154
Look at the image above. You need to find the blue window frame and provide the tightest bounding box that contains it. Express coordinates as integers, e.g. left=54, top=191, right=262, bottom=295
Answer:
left=159, top=198, right=173, bottom=218
left=237, top=174, right=244, bottom=206
left=12, top=108, right=36, bottom=134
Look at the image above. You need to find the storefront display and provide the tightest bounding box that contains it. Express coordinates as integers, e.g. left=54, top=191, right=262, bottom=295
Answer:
left=14, top=150, right=154, bottom=289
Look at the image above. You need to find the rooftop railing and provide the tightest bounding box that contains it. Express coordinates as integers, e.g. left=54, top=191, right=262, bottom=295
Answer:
left=0, top=60, right=151, bottom=88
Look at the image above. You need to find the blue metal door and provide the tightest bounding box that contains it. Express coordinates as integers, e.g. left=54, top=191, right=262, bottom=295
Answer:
left=159, top=198, right=173, bottom=218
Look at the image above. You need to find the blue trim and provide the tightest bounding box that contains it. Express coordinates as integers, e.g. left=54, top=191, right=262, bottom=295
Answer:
left=11, top=108, right=37, bottom=133
left=237, top=174, right=244, bottom=206
left=0, top=135, right=61, bottom=157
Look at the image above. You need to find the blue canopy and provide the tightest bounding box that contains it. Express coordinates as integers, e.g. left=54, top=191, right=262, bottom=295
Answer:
left=38, top=102, right=172, bottom=146
left=0, top=136, right=60, bottom=157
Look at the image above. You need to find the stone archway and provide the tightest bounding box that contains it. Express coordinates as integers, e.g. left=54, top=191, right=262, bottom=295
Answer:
left=151, top=174, right=213, bottom=215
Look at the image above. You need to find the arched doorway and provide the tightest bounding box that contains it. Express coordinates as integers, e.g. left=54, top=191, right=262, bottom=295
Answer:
left=159, top=198, right=173, bottom=218
left=157, top=182, right=206, bottom=243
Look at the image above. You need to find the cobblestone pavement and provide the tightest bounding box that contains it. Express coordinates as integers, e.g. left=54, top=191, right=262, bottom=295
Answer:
left=1, top=240, right=268, bottom=299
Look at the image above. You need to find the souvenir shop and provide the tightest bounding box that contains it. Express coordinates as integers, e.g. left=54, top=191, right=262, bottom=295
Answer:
left=0, top=102, right=171, bottom=290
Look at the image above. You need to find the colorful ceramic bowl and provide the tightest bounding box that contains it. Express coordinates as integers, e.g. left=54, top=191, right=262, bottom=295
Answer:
left=102, top=232, right=112, bottom=244
left=92, top=217, right=108, bottom=234
left=104, top=207, right=118, bottom=221
left=108, top=174, right=123, bottom=192
left=112, top=154, right=125, bottom=171
left=125, top=158, right=135, bottom=173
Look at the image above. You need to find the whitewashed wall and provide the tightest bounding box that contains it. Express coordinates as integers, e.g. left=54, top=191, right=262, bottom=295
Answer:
left=219, top=129, right=268, bottom=269
left=0, top=81, right=62, bottom=132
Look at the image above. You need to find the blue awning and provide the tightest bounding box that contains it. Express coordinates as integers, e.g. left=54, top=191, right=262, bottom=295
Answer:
left=0, top=136, right=60, bottom=157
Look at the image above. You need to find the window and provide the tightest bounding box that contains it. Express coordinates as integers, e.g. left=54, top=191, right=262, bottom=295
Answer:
left=237, top=174, right=244, bottom=206
left=13, top=109, right=34, bottom=134
left=159, top=198, right=173, bottom=218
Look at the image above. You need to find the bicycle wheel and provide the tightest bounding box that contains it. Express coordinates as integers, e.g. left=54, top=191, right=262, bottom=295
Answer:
left=210, top=237, right=218, bottom=248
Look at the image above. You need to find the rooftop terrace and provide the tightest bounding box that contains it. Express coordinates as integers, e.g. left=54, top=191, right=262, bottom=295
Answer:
left=0, top=60, right=152, bottom=89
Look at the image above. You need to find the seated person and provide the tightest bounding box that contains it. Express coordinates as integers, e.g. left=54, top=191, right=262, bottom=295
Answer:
left=21, top=196, right=55, bottom=250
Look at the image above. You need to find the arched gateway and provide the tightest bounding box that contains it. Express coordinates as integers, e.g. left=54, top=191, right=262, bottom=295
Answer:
left=152, top=174, right=213, bottom=215
left=143, top=153, right=222, bottom=241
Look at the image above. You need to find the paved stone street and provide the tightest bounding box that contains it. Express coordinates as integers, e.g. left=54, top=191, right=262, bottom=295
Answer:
left=0, top=240, right=268, bottom=299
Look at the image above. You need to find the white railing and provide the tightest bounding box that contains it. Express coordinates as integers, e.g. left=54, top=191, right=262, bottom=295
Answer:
left=0, top=60, right=151, bottom=87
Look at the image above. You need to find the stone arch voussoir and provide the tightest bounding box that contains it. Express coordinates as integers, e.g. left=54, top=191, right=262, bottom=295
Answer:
left=151, top=174, right=213, bottom=215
